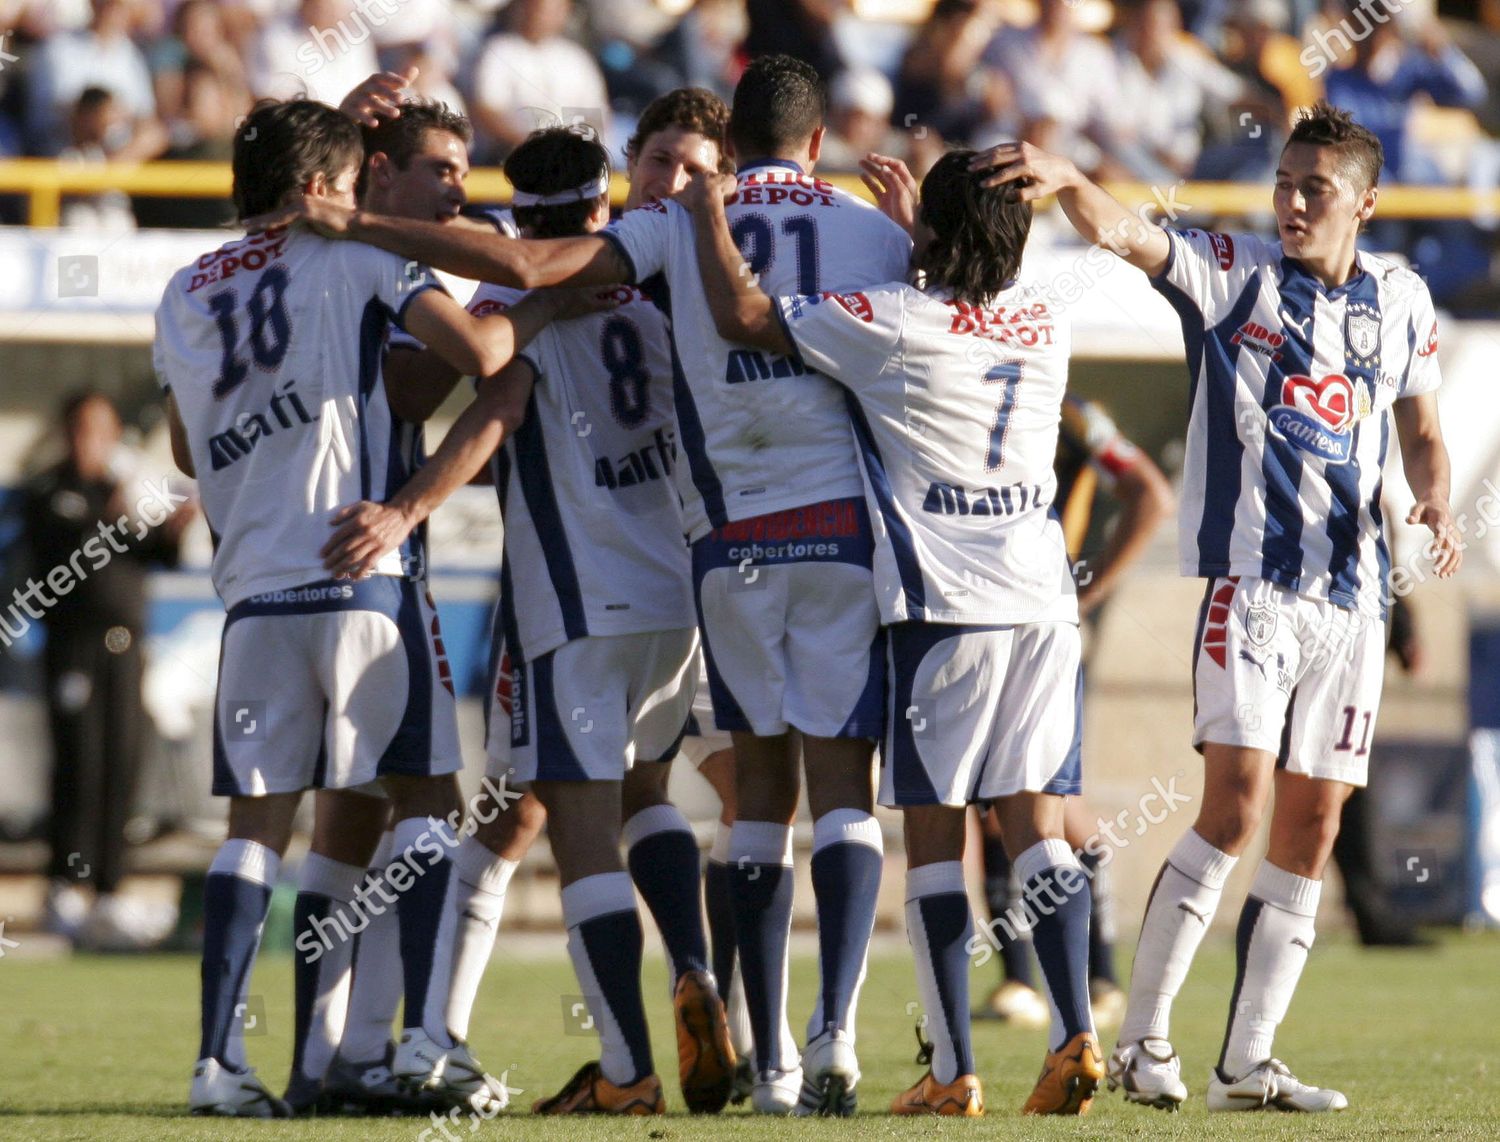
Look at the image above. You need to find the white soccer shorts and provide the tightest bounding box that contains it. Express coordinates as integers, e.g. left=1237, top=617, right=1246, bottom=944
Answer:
left=882, top=619, right=1083, bottom=808
left=213, top=577, right=462, bottom=797
left=486, top=627, right=699, bottom=783
left=1192, top=576, right=1385, bottom=786
left=691, top=496, right=884, bottom=740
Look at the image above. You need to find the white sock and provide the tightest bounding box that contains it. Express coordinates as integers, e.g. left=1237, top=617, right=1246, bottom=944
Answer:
left=445, top=836, right=518, bottom=1041
left=1219, top=862, right=1320, bottom=1079
left=1119, top=829, right=1238, bottom=1045
left=340, top=832, right=402, bottom=1063
left=211, top=839, right=279, bottom=1072
left=726, top=962, right=754, bottom=1057
left=293, top=853, right=366, bottom=1081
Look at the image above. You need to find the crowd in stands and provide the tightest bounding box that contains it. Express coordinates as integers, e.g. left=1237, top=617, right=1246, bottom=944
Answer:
left=0, top=0, right=1496, bottom=302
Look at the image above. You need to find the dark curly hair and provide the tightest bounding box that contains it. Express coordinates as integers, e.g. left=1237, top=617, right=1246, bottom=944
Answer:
left=232, top=99, right=363, bottom=221
left=1285, top=101, right=1384, bottom=191
left=916, top=149, right=1031, bottom=307
left=504, top=126, right=611, bottom=239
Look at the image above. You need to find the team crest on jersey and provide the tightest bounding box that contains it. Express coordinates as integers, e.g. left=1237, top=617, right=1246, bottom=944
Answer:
left=1267, top=373, right=1356, bottom=463
left=1244, top=602, right=1277, bottom=648
left=1344, top=302, right=1380, bottom=361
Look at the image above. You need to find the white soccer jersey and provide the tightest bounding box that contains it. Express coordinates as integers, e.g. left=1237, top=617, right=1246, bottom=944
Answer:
left=776, top=282, right=1078, bottom=626
left=1153, top=229, right=1443, bottom=617
left=154, top=228, right=444, bottom=607
left=467, top=281, right=695, bottom=664
left=602, top=159, right=912, bottom=539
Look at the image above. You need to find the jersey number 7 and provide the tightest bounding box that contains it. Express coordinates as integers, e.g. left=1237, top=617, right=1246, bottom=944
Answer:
left=982, top=360, right=1024, bottom=471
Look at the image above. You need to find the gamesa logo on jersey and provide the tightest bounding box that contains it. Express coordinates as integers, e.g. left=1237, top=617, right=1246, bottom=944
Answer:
left=1268, top=373, right=1355, bottom=463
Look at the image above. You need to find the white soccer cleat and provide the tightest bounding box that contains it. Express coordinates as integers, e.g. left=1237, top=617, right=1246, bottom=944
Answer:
left=445, top=1039, right=511, bottom=1114
left=189, top=1057, right=291, bottom=1117
left=392, top=1027, right=448, bottom=1096
left=794, top=1030, right=859, bottom=1117
left=1107, top=1038, right=1188, bottom=1110
left=750, top=1065, right=804, bottom=1114
left=1207, top=1058, right=1348, bottom=1112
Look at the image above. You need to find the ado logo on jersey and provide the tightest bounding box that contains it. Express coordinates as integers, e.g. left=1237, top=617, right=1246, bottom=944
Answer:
left=1267, top=373, right=1357, bottom=463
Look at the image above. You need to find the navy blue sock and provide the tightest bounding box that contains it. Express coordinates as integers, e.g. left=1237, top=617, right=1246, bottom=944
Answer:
left=1078, top=850, right=1117, bottom=985
left=1020, top=847, right=1094, bottom=1050
left=625, top=807, right=709, bottom=981
left=807, top=811, right=883, bottom=1039
left=390, top=818, right=455, bottom=1039
left=982, top=831, right=1036, bottom=988
left=290, top=892, right=331, bottom=1079
left=199, top=869, right=273, bottom=1063
left=906, top=862, right=976, bottom=1083
left=564, top=874, right=653, bottom=1085
left=729, top=823, right=795, bottom=1072
left=704, top=858, right=737, bottom=1001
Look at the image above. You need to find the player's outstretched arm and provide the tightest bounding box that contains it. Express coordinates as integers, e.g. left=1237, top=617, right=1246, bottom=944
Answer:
left=322, top=360, right=537, bottom=578
left=677, top=171, right=792, bottom=356
left=969, top=142, right=1171, bottom=277
left=402, top=286, right=596, bottom=382
left=242, top=199, right=628, bottom=290
left=1394, top=392, right=1461, bottom=579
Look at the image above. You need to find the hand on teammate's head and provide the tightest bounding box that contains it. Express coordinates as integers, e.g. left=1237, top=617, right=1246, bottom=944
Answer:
left=340, top=68, right=420, bottom=128
left=859, top=153, right=917, bottom=235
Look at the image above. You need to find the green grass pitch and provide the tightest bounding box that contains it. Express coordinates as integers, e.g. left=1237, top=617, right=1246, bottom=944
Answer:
left=2, top=932, right=1496, bottom=1140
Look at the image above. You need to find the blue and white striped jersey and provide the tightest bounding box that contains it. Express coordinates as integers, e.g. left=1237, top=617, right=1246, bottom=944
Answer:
left=1152, top=228, right=1442, bottom=617
left=466, top=282, right=694, bottom=664
left=776, top=281, right=1078, bottom=627
left=154, top=227, right=443, bottom=607
left=602, top=159, right=913, bottom=540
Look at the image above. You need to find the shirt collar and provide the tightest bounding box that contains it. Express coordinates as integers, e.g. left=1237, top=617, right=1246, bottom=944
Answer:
left=736, top=157, right=804, bottom=177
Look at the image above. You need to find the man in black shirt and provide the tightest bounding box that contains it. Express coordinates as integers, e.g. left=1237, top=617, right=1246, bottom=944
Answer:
left=19, top=390, right=192, bottom=948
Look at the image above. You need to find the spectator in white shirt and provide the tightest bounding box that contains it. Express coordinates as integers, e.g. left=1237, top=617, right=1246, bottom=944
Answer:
left=26, top=0, right=157, bottom=155
left=1112, top=0, right=1248, bottom=182
left=469, top=0, right=610, bottom=160
left=251, top=0, right=380, bottom=107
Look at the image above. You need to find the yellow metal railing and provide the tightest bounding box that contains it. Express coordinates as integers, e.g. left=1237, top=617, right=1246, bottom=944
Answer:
left=0, top=158, right=1495, bottom=226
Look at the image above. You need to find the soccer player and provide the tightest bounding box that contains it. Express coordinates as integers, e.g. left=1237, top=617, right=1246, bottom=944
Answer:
left=154, top=98, right=573, bottom=1117
left=678, top=148, right=1105, bottom=1116
left=975, top=103, right=1461, bottom=1112
left=265, top=55, right=913, bottom=1116
left=280, top=100, right=516, bottom=1117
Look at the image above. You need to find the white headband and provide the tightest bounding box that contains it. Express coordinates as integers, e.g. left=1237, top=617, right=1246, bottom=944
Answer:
left=510, top=172, right=609, bottom=207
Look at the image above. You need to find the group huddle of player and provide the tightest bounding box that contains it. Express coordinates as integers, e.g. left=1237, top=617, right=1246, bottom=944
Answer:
left=153, top=50, right=1461, bottom=1120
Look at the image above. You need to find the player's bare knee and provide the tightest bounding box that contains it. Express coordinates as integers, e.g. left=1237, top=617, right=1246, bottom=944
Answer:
left=620, top=762, right=672, bottom=818
left=381, top=773, right=461, bottom=823
left=803, top=734, right=876, bottom=818
left=472, top=791, right=545, bottom=858
left=1192, top=800, right=1262, bottom=855
left=226, top=792, right=301, bottom=855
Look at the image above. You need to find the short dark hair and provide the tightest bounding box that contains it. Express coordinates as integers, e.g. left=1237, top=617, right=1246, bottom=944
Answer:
left=232, top=99, right=363, bottom=221
left=728, top=54, right=825, bottom=159
left=1285, top=101, right=1383, bottom=191
left=76, top=86, right=114, bottom=114
left=358, top=100, right=472, bottom=198
left=627, top=87, right=731, bottom=173
left=504, top=126, right=611, bottom=239
left=916, top=149, right=1032, bottom=307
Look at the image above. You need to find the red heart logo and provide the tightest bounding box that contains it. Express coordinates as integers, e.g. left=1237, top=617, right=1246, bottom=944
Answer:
left=1281, top=373, right=1354, bottom=433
